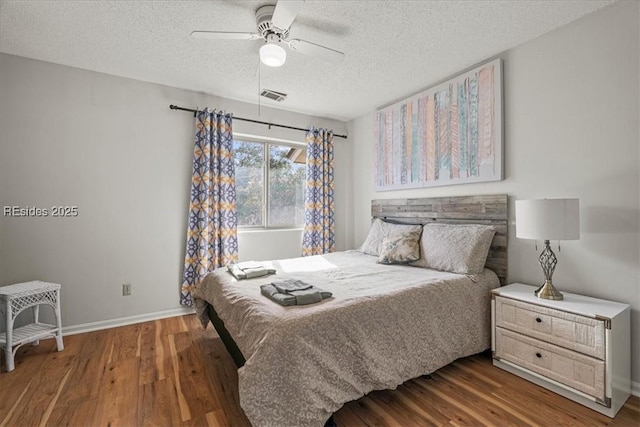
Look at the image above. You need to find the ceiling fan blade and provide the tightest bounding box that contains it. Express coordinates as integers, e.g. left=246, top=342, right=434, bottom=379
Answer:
left=271, top=0, right=304, bottom=30
left=287, top=39, right=345, bottom=64
left=191, top=31, right=260, bottom=40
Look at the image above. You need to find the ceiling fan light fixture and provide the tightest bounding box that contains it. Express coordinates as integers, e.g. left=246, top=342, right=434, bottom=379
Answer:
left=192, top=1, right=345, bottom=67
left=260, top=41, right=286, bottom=67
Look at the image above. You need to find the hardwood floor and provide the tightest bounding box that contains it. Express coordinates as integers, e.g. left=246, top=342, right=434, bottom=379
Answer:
left=1, top=314, right=638, bottom=426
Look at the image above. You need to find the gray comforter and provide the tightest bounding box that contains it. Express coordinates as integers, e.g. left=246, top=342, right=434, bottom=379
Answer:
left=193, top=250, right=499, bottom=427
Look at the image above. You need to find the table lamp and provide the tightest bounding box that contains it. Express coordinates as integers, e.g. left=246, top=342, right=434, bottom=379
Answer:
left=515, top=198, right=580, bottom=300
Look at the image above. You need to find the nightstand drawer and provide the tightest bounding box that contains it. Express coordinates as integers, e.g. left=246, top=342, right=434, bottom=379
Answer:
left=495, top=328, right=605, bottom=401
left=495, top=296, right=605, bottom=359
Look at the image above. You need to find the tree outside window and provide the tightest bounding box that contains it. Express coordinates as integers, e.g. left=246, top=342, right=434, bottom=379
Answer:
left=234, top=139, right=306, bottom=228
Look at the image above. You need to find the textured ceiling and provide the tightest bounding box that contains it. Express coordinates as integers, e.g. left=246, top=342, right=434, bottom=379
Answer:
left=0, top=0, right=614, bottom=121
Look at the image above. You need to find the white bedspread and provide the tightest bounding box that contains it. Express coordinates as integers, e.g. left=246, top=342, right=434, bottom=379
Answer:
left=193, top=250, right=500, bottom=427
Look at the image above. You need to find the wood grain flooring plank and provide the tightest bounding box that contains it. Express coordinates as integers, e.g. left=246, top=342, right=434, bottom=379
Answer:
left=46, top=398, right=99, bottom=427
left=492, top=380, right=610, bottom=426
left=138, top=320, right=157, bottom=386
left=185, top=312, right=207, bottom=330
left=110, top=322, right=142, bottom=362
left=91, top=357, right=140, bottom=426
left=624, top=398, right=640, bottom=412
left=136, top=325, right=142, bottom=357
left=169, top=333, right=193, bottom=422
left=367, top=389, right=434, bottom=427
left=168, top=332, right=222, bottom=414
left=1, top=353, right=76, bottom=427
left=138, top=351, right=160, bottom=386
left=430, top=370, right=528, bottom=426
left=196, top=333, right=250, bottom=426
left=360, top=395, right=406, bottom=427
left=53, top=328, right=112, bottom=406
left=402, top=377, right=467, bottom=424
left=0, top=377, right=32, bottom=427
left=206, top=362, right=249, bottom=424
left=392, top=382, right=446, bottom=426
left=98, top=403, right=138, bottom=426
left=436, top=367, right=541, bottom=426
left=372, top=385, right=441, bottom=426
left=173, top=330, right=206, bottom=377
left=607, top=406, right=640, bottom=427
left=155, top=318, right=173, bottom=381
left=333, top=403, right=367, bottom=427
left=344, top=398, right=392, bottom=427
left=204, top=409, right=231, bottom=427
left=39, top=366, right=73, bottom=427
left=138, top=319, right=156, bottom=352
left=137, top=378, right=183, bottom=426
left=0, top=366, right=36, bottom=418
left=0, top=337, right=58, bottom=412
left=402, top=378, right=481, bottom=426
left=161, top=315, right=189, bottom=336
left=139, top=318, right=175, bottom=385
left=451, top=356, right=503, bottom=389
left=0, top=337, right=57, bottom=402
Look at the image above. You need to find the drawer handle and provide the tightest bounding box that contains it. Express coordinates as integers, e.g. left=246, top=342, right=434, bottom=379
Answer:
left=536, top=317, right=542, bottom=323
left=536, top=352, right=542, bottom=358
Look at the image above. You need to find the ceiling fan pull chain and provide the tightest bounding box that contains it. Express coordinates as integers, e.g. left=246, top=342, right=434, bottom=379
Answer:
left=258, top=61, right=261, bottom=117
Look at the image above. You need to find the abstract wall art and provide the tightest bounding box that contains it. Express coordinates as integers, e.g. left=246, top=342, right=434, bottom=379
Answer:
left=375, top=58, right=503, bottom=191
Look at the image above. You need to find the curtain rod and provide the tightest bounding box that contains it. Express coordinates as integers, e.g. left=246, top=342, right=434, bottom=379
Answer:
left=169, top=105, right=347, bottom=139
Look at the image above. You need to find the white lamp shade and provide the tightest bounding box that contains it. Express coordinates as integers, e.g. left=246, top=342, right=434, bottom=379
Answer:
left=515, top=199, right=580, bottom=240
left=260, top=42, right=286, bottom=67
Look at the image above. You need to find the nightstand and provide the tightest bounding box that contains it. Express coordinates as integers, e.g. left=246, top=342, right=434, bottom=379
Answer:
left=491, top=283, right=630, bottom=418
left=0, top=281, right=64, bottom=372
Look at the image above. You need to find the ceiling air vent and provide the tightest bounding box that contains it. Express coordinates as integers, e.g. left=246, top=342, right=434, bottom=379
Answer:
left=260, top=89, right=287, bottom=102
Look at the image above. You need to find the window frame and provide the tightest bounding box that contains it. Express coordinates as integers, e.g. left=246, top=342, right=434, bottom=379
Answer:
left=234, top=133, right=306, bottom=230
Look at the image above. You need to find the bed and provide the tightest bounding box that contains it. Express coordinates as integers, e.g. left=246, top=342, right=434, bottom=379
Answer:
left=193, top=194, right=508, bottom=427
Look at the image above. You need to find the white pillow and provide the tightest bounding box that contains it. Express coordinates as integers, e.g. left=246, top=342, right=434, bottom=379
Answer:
left=377, top=230, right=422, bottom=264
left=359, top=219, right=423, bottom=256
left=411, top=223, right=496, bottom=274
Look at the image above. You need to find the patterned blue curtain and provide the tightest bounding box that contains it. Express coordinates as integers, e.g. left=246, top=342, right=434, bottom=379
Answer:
left=181, top=109, right=238, bottom=306
left=302, top=128, right=335, bottom=256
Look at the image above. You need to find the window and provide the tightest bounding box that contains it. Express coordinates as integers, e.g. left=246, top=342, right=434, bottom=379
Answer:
left=234, top=138, right=306, bottom=228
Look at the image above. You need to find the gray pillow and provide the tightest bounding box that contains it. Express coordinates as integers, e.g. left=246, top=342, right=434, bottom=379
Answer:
left=359, top=218, right=423, bottom=256
left=411, top=223, right=496, bottom=274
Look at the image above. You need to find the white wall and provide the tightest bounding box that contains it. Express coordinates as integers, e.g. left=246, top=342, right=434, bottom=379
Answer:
left=237, top=229, right=302, bottom=262
left=0, top=53, right=348, bottom=328
left=348, top=1, right=640, bottom=384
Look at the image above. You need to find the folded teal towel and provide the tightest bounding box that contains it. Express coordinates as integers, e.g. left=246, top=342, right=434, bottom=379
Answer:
left=228, top=262, right=276, bottom=280
left=261, top=280, right=332, bottom=306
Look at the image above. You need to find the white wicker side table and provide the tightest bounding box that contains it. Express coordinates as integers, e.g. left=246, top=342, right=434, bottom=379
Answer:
left=0, top=281, right=64, bottom=372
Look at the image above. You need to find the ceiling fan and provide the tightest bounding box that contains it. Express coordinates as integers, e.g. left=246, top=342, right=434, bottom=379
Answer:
left=191, top=0, right=345, bottom=67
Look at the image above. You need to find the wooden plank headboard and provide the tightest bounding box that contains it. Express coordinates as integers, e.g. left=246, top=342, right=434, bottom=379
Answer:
left=371, top=194, right=508, bottom=285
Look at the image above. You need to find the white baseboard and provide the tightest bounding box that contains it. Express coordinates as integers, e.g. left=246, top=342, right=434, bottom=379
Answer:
left=632, top=380, right=640, bottom=398
left=62, top=307, right=195, bottom=336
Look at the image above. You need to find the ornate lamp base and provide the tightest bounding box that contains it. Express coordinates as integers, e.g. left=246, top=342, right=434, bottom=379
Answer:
left=534, top=240, right=564, bottom=300
left=536, top=279, right=564, bottom=300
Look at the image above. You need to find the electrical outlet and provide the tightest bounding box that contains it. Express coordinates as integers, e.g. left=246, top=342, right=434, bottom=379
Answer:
left=122, top=283, right=132, bottom=296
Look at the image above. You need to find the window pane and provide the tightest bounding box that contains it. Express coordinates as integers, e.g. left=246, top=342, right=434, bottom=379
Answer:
left=268, top=145, right=306, bottom=227
left=234, top=140, right=264, bottom=226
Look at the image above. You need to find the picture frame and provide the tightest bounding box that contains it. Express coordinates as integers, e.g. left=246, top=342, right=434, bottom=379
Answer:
left=374, top=58, right=503, bottom=191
